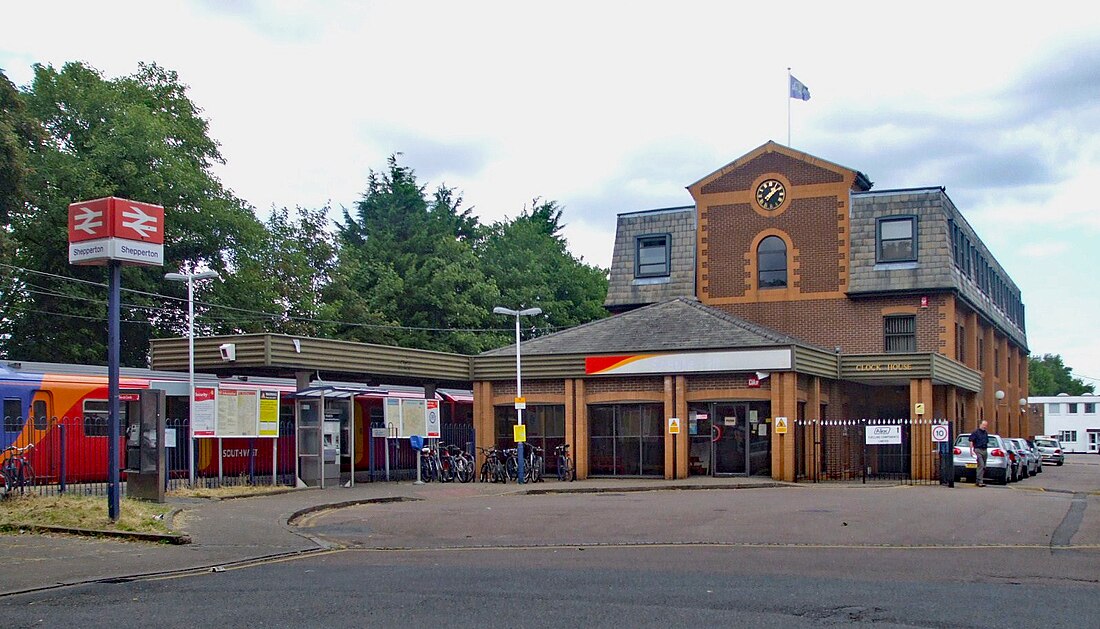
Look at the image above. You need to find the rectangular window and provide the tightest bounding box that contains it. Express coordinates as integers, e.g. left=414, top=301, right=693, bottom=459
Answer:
left=1068, top=403, right=1078, bottom=414
left=635, top=234, right=670, bottom=278
left=1048, top=403, right=1060, bottom=415
left=1085, top=403, right=1096, bottom=414
left=977, top=337, right=985, bottom=371
left=884, top=315, right=916, bottom=353
left=1060, top=430, right=1077, bottom=443
left=3, top=399, right=22, bottom=433
left=994, top=347, right=1000, bottom=378
left=955, top=323, right=966, bottom=363
left=83, top=400, right=129, bottom=437
left=877, top=216, right=916, bottom=262
left=32, top=400, right=48, bottom=430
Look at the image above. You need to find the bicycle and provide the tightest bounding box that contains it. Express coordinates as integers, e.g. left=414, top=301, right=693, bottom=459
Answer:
left=554, top=443, right=575, bottom=482
left=1, top=443, right=36, bottom=498
left=478, top=446, right=507, bottom=483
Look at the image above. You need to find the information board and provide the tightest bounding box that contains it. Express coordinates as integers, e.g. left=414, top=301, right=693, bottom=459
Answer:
left=865, top=425, right=902, bottom=445
left=192, top=387, right=217, bottom=437
left=259, top=390, right=280, bottom=437
left=382, top=397, right=430, bottom=438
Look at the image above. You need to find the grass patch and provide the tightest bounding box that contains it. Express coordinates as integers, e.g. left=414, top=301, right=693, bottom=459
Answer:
left=168, top=484, right=294, bottom=500
left=0, top=494, right=173, bottom=534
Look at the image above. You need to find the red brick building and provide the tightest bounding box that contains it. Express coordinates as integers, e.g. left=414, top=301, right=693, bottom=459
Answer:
left=472, top=142, right=1029, bottom=482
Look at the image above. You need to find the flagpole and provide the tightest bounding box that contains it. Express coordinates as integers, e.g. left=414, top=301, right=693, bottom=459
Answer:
left=787, top=67, right=792, bottom=146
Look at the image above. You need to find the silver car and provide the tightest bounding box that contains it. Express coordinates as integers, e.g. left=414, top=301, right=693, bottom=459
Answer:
left=1033, top=437, right=1065, bottom=466
left=1008, top=438, right=1039, bottom=477
left=953, top=434, right=1014, bottom=484
left=1011, top=438, right=1041, bottom=475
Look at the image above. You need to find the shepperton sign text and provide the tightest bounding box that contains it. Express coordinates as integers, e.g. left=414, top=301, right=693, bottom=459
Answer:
left=68, top=197, right=164, bottom=266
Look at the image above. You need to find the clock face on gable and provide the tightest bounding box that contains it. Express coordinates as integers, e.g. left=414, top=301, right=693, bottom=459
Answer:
left=755, top=179, right=786, bottom=210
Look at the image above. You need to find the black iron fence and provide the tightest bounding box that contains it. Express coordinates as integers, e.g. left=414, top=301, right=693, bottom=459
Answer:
left=794, top=418, right=953, bottom=485
left=363, top=422, right=476, bottom=482
left=4, top=416, right=476, bottom=497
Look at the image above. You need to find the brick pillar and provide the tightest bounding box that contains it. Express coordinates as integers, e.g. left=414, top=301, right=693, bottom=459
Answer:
left=565, top=379, right=576, bottom=465
left=676, top=376, right=688, bottom=479
left=473, top=381, right=494, bottom=470
left=910, top=378, right=934, bottom=480
left=770, top=372, right=798, bottom=481
left=805, top=377, right=822, bottom=481
left=664, top=376, right=675, bottom=480
left=575, top=379, right=588, bottom=480
left=982, top=325, right=996, bottom=432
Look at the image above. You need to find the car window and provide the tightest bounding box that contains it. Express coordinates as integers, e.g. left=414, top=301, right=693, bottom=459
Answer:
left=1036, top=439, right=1057, bottom=448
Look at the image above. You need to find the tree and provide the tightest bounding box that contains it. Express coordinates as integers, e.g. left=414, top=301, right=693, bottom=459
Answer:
left=217, top=204, right=338, bottom=336
left=0, top=61, right=265, bottom=365
left=322, top=156, right=502, bottom=353
left=1028, top=354, right=1095, bottom=396
left=477, top=199, right=608, bottom=338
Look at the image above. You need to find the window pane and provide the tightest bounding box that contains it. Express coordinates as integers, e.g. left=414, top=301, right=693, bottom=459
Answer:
left=637, top=236, right=669, bottom=277
left=880, top=239, right=913, bottom=261
left=880, top=219, right=913, bottom=240
left=757, top=236, right=787, bottom=287
left=4, top=399, right=22, bottom=433
left=32, top=400, right=48, bottom=430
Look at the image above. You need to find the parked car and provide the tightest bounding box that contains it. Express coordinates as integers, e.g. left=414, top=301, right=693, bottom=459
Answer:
left=953, top=434, right=1014, bottom=484
left=1001, top=438, right=1028, bottom=480
left=1033, top=437, right=1065, bottom=466
left=1010, top=438, right=1040, bottom=476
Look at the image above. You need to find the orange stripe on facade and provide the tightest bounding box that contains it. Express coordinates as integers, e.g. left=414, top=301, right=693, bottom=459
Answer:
left=584, top=355, right=652, bottom=375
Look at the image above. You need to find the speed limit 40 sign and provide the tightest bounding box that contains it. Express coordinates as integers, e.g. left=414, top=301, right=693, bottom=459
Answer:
left=931, top=424, right=949, bottom=442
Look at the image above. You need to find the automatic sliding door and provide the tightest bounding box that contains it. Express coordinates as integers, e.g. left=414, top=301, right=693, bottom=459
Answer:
left=713, top=403, right=746, bottom=475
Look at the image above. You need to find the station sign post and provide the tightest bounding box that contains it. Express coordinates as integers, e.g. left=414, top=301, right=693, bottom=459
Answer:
left=68, top=197, right=164, bottom=522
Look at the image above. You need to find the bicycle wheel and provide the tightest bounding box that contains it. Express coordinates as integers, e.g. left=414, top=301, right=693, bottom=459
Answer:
left=420, top=455, right=434, bottom=482
left=533, top=456, right=544, bottom=482
left=492, top=461, right=507, bottom=483
left=479, top=460, right=490, bottom=483
left=456, top=457, right=473, bottom=483
left=506, top=456, right=518, bottom=481
left=17, top=462, right=34, bottom=495
left=565, top=456, right=575, bottom=482
left=0, top=467, right=11, bottom=499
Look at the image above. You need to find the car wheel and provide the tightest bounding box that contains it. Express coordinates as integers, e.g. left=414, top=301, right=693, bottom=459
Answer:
left=1057, top=461, right=1063, bottom=466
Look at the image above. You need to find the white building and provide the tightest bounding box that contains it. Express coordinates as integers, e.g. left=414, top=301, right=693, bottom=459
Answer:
left=1032, top=394, right=1100, bottom=453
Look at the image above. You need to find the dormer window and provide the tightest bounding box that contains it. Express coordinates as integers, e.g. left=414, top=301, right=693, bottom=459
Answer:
left=635, top=234, right=671, bottom=278
left=877, top=216, right=917, bottom=263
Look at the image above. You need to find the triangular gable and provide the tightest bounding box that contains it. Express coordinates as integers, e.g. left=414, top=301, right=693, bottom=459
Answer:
left=688, top=141, right=870, bottom=197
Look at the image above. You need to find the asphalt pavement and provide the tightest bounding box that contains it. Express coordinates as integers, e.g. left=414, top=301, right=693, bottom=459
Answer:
left=2, top=458, right=1097, bottom=598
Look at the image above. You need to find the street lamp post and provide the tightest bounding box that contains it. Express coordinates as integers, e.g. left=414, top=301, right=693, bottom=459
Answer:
left=493, top=306, right=542, bottom=484
left=166, top=270, right=220, bottom=486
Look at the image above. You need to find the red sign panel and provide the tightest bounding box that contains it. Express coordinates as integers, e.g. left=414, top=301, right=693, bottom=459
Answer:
left=68, top=197, right=164, bottom=244
left=747, top=376, right=761, bottom=388
left=67, top=198, right=112, bottom=242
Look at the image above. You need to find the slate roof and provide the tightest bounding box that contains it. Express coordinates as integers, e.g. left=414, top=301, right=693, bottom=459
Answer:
left=481, top=298, right=816, bottom=357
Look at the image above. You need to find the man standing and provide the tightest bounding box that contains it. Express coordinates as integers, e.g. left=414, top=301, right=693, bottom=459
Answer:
left=969, top=419, right=990, bottom=487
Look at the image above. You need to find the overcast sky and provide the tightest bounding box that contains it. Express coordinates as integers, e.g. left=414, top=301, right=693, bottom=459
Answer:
left=2, top=1, right=1099, bottom=389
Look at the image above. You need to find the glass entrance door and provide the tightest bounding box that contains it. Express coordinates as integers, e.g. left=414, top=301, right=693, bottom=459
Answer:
left=688, top=401, right=772, bottom=477
left=713, top=403, right=747, bottom=475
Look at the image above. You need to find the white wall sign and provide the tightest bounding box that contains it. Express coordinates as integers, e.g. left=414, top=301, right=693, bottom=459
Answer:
left=865, top=425, right=902, bottom=445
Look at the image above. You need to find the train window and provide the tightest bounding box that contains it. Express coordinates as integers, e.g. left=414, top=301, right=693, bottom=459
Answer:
left=83, top=400, right=128, bottom=437
left=4, top=399, right=22, bottom=433
left=33, top=400, right=48, bottom=430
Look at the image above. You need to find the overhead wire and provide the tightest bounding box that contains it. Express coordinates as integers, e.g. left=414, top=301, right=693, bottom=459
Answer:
left=0, top=262, right=557, bottom=335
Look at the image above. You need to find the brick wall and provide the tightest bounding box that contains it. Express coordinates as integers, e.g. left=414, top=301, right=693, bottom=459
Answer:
left=700, top=151, right=843, bottom=194
left=584, top=376, right=665, bottom=395
left=492, top=380, right=565, bottom=397
left=702, top=196, right=842, bottom=298
left=716, top=294, right=950, bottom=354
left=685, top=373, right=764, bottom=391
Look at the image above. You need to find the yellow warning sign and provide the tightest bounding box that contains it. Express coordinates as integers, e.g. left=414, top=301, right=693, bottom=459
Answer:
left=514, top=397, right=526, bottom=410
left=668, top=417, right=681, bottom=434
left=914, top=402, right=925, bottom=416
left=513, top=424, right=527, bottom=443
left=775, top=417, right=788, bottom=434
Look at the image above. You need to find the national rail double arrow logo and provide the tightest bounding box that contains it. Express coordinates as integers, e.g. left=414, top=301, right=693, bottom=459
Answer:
left=121, top=204, right=159, bottom=239
left=73, top=206, right=104, bottom=235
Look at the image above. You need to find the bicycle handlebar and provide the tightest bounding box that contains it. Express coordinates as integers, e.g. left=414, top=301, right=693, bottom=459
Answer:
left=3, top=443, right=34, bottom=455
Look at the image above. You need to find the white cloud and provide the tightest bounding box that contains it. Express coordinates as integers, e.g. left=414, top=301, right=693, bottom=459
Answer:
left=3, top=0, right=1100, bottom=382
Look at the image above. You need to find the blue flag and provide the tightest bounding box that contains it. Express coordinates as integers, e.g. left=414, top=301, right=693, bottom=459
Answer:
left=790, top=74, right=811, bottom=101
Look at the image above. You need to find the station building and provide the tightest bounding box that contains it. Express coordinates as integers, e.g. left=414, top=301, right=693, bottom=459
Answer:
left=471, top=142, right=1030, bottom=481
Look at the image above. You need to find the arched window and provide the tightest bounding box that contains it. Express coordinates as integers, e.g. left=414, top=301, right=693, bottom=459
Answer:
left=757, top=236, right=787, bottom=288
